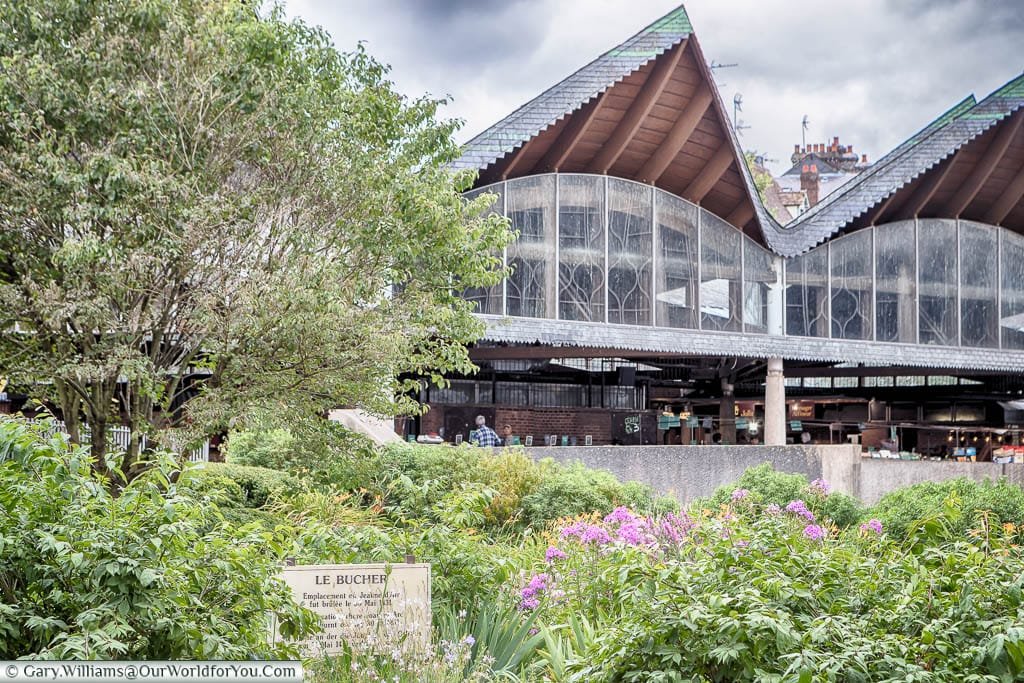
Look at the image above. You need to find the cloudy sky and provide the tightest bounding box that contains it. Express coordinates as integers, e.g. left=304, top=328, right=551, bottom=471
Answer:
left=285, top=0, right=1023, bottom=174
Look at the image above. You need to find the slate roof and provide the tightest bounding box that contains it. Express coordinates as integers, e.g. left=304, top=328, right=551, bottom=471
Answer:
left=450, top=2, right=1024, bottom=260
left=777, top=74, right=1024, bottom=256
left=449, top=7, right=693, bottom=172
left=781, top=153, right=840, bottom=176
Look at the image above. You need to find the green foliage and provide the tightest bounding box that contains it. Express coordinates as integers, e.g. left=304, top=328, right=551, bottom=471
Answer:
left=871, top=476, right=1024, bottom=539
left=706, top=463, right=862, bottom=528
left=0, top=0, right=511, bottom=477
left=0, top=418, right=314, bottom=659
left=435, top=598, right=544, bottom=679
left=520, top=462, right=663, bottom=527
left=184, top=462, right=301, bottom=509
left=223, top=419, right=380, bottom=490
left=518, top=495, right=1024, bottom=681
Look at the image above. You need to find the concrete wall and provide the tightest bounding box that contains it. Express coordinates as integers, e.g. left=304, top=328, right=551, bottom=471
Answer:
left=524, top=445, right=1023, bottom=505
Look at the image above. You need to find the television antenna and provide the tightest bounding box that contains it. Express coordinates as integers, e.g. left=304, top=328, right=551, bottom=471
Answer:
left=709, top=60, right=737, bottom=88
left=733, top=93, right=751, bottom=136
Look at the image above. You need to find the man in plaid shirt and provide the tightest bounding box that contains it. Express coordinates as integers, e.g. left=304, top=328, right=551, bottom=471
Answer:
left=469, top=415, right=502, bottom=447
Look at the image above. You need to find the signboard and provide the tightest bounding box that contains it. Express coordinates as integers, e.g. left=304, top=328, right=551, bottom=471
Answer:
left=686, top=416, right=699, bottom=428
left=789, top=402, right=814, bottom=419
left=658, top=413, right=681, bottom=430
left=272, top=563, right=431, bottom=656
left=735, top=417, right=749, bottom=430
left=790, top=420, right=803, bottom=431
left=737, top=402, right=756, bottom=417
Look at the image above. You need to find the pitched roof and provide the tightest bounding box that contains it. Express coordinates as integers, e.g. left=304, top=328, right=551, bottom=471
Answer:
left=781, top=153, right=840, bottom=176
left=778, top=75, right=1024, bottom=255
left=450, top=7, right=693, bottom=172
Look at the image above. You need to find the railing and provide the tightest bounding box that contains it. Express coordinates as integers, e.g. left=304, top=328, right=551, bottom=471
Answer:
left=19, top=418, right=210, bottom=462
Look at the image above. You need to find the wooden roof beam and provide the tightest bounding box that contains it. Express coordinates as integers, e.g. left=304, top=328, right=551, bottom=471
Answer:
left=944, top=111, right=1023, bottom=217
left=893, top=149, right=962, bottom=221
left=499, top=137, right=535, bottom=180
left=984, top=156, right=1024, bottom=225
left=725, top=202, right=754, bottom=229
left=682, top=144, right=734, bottom=203
left=532, top=91, right=608, bottom=173
left=862, top=189, right=900, bottom=226
left=637, top=85, right=713, bottom=183
left=591, top=40, right=687, bottom=173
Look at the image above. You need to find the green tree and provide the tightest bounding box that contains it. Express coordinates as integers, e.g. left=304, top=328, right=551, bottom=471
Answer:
left=0, top=0, right=509, bottom=481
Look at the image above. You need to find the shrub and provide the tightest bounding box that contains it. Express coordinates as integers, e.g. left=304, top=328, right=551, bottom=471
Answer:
left=870, top=477, right=1024, bottom=539
left=707, top=463, right=862, bottom=527
left=222, top=419, right=379, bottom=489
left=184, top=462, right=302, bottom=508
left=516, top=498, right=1024, bottom=681
left=0, top=418, right=314, bottom=659
left=476, top=450, right=544, bottom=528
left=519, top=462, right=659, bottom=526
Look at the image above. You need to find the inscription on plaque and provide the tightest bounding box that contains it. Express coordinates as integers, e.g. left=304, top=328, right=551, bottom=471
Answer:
left=272, top=563, right=431, bottom=656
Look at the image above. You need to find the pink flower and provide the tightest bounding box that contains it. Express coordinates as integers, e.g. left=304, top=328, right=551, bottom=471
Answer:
left=810, top=478, right=832, bottom=495
left=731, top=488, right=751, bottom=501
left=860, top=519, right=883, bottom=535
left=803, top=524, right=826, bottom=541
left=580, top=524, right=612, bottom=545
left=604, top=506, right=638, bottom=523
left=785, top=499, right=815, bottom=521
left=765, top=503, right=782, bottom=516
left=545, top=546, right=567, bottom=562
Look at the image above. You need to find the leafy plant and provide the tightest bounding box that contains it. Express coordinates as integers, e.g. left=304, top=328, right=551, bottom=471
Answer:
left=0, top=417, right=315, bottom=659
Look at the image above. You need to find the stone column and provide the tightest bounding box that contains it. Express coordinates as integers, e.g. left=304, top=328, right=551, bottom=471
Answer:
left=719, top=378, right=736, bottom=445
left=764, top=357, right=786, bottom=446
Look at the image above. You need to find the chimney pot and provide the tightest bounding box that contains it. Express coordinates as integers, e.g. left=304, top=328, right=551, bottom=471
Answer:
left=861, top=153, right=868, bottom=163
left=833, top=136, right=839, bottom=146
left=794, top=144, right=800, bottom=153
left=810, top=164, right=818, bottom=173
left=802, top=164, right=809, bottom=172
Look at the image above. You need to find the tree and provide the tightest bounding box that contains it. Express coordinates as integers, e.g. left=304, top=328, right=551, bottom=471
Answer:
left=0, top=0, right=510, bottom=482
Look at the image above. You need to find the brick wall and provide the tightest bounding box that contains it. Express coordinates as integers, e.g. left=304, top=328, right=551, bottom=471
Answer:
left=410, top=404, right=626, bottom=445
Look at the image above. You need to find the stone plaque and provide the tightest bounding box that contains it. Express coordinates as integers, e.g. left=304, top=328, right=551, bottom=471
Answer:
left=272, top=563, right=431, bottom=656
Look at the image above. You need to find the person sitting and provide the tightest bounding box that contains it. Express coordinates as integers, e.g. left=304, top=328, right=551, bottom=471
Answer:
left=500, top=423, right=517, bottom=445
left=469, top=415, right=501, bottom=447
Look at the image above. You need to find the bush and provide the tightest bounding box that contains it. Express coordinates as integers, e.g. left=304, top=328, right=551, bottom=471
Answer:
left=184, top=462, right=302, bottom=508
left=706, top=463, right=862, bottom=527
left=516, top=498, right=1024, bottom=681
left=223, top=419, right=379, bottom=489
left=519, top=462, right=660, bottom=527
left=870, top=477, right=1024, bottom=539
left=0, top=418, right=314, bottom=658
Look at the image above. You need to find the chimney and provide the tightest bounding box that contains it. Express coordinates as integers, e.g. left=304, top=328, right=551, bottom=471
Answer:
left=794, top=144, right=801, bottom=153
left=801, top=162, right=821, bottom=207
left=861, top=153, right=868, bottom=164
left=833, top=136, right=839, bottom=151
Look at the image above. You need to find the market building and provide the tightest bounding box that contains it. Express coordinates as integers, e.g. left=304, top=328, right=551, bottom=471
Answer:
left=406, top=4, right=1024, bottom=460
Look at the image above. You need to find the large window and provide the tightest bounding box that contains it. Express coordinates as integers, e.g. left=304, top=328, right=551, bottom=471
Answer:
left=461, top=184, right=505, bottom=314
left=607, top=179, right=653, bottom=325
left=699, top=210, right=742, bottom=331
left=558, top=175, right=605, bottom=322
left=506, top=176, right=556, bottom=318
left=656, top=193, right=699, bottom=329
left=785, top=248, right=828, bottom=337
left=1002, top=230, right=1024, bottom=349
left=959, top=221, right=998, bottom=348
left=743, top=238, right=775, bottom=334
left=468, top=176, right=1024, bottom=355
left=875, top=220, right=916, bottom=343
left=918, top=219, right=958, bottom=346
left=830, top=230, right=873, bottom=340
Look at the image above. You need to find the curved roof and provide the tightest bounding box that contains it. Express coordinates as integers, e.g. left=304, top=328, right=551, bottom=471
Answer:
left=453, top=3, right=1024, bottom=259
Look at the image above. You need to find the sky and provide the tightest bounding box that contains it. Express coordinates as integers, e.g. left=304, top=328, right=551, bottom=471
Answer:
left=284, top=0, right=1023, bottom=174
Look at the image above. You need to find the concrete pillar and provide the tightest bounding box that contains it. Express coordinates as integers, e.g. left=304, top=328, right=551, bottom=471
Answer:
left=719, top=378, right=736, bottom=445
left=765, top=357, right=786, bottom=446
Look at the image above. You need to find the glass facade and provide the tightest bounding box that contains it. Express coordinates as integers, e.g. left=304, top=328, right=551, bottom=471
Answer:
left=468, top=174, right=1018, bottom=351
